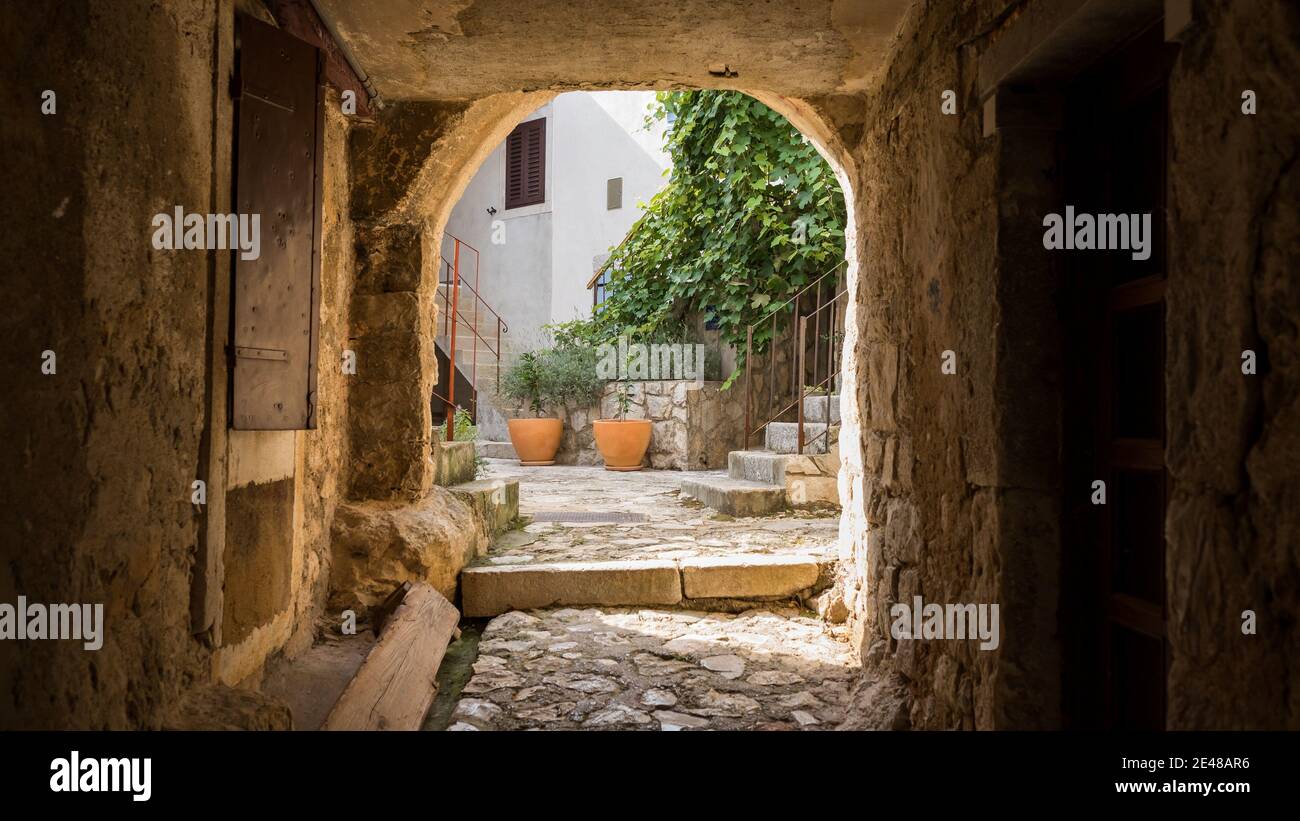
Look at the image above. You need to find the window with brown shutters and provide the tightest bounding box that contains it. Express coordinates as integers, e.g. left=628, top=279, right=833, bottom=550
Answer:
left=505, top=117, right=546, bottom=209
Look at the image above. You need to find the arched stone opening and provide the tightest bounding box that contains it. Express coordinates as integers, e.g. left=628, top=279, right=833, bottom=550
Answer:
left=342, top=87, right=871, bottom=605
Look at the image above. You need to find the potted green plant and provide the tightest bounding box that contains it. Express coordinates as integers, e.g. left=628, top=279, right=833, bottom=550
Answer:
left=593, top=382, right=653, bottom=471
left=501, top=352, right=562, bottom=465
left=501, top=343, right=607, bottom=465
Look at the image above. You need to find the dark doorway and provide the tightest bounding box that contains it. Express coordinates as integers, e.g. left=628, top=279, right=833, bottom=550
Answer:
left=1060, top=22, right=1178, bottom=730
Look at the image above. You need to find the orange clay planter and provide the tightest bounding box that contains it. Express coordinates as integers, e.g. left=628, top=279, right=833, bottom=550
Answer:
left=507, top=418, right=563, bottom=465
left=592, top=419, right=652, bottom=471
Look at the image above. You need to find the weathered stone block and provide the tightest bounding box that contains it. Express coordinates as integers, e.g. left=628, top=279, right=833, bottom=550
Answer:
left=329, top=488, right=485, bottom=611
left=728, top=450, right=787, bottom=485
left=448, top=478, right=519, bottom=536
left=679, top=475, right=788, bottom=516
left=353, top=221, right=423, bottom=293
left=680, top=555, right=823, bottom=599
left=461, top=560, right=682, bottom=617
left=350, top=291, right=422, bottom=337
left=432, top=439, right=476, bottom=487
left=475, top=440, right=517, bottom=459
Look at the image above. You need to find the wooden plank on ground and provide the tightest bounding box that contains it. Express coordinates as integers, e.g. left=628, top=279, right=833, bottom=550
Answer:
left=322, top=583, right=460, bottom=731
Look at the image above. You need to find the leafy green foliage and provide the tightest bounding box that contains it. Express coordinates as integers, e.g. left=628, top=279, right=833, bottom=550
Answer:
left=536, top=343, right=605, bottom=408
left=501, top=351, right=546, bottom=416
left=501, top=341, right=606, bottom=416
left=453, top=406, right=478, bottom=440
left=453, top=407, right=489, bottom=478
left=589, top=90, right=846, bottom=370
left=613, top=384, right=631, bottom=420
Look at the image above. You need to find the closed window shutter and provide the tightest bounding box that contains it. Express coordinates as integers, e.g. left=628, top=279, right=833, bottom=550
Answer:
left=231, top=14, right=324, bottom=430
left=505, top=118, right=545, bottom=209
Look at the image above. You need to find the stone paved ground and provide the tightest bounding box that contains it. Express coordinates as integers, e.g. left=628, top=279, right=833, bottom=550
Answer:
left=444, top=460, right=855, bottom=731
left=478, top=460, right=839, bottom=566
left=447, top=606, right=856, bottom=731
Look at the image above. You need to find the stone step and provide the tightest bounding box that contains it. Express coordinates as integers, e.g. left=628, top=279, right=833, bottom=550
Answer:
left=764, top=421, right=838, bottom=454
left=726, top=448, right=841, bottom=509
left=448, top=477, right=519, bottom=536
left=432, top=439, right=476, bottom=486
left=679, top=474, right=788, bottom=516
left=802, top=393, right=841, bottom=423
left=727, top=450, right=787, bottom=485
left=461, top=560, right=681, bottom=617
left=460, top=555, right=830, bottom=617
left=475, top=440, right=517, bottom=460
left=680, top=555, right=826, bottom=599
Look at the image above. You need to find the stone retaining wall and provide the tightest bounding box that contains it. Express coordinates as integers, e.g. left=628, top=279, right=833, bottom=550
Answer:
left=493, top=380, right=747, bottom=470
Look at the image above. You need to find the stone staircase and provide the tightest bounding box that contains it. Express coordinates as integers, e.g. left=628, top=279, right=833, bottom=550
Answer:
left=434, top=276, right=508, bottom=426
left=433, top=438, right=519, bottom=532
left=680, top=394, right=841, bottom=515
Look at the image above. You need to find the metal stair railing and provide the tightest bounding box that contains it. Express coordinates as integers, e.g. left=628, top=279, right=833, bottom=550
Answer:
left=743, top=260, right=847, bottom=454
left=433, top=235, right=510, bottom=441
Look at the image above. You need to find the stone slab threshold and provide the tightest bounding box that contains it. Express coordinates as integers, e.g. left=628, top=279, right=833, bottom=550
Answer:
left=461, top=554, right=830, bottom=617
left=679, top=475, right=788, bottom=516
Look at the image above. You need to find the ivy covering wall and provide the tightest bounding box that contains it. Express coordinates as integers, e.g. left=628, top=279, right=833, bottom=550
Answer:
left=582, top=90, right=847, bottom=367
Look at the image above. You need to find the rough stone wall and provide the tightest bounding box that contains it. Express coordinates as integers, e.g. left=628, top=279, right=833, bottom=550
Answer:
left=345, top=221, right=436, bottom=501
left=494, top=380, right=746, bottom=469
left=283, top=92, right=357, bottom=661
left=343, top=96, right=556, bottom=502
left=0, top=0, right=360, bottom=725
left=1162, top=0, right=1300, bottom=729
left=839, top=0, right=1010, bottom=730
left=0, top=0, right=218, bottom=728
left=840, top=0, right=1300, bottom=730
left=201, top=36, right=359, bottom=688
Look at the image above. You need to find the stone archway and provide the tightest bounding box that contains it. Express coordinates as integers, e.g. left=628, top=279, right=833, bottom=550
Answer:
left=343, top=87, right=870, bottom=572
left=321, top=0, right=913, bottom=726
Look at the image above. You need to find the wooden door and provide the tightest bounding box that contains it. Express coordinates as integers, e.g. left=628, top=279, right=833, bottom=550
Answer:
left=1061, top=23, right=1178, bottom=730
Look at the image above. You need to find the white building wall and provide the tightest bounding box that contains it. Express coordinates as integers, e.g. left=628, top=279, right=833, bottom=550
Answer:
left=443, top=92, right=669, bottom=359
left=443, top=102, right=556, bottom=356
left=550, top=91, right=669, bottom=324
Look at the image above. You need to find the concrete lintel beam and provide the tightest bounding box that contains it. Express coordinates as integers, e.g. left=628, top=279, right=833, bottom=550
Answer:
left=982, top=88, right=1064, bottom=137
left=978, top=0, right=1163, bottom=100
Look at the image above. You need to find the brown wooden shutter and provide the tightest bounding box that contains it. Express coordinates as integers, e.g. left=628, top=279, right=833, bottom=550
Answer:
left=505, top=117, right=546, bottom=209
left=230, top=15, right=324, bottom=430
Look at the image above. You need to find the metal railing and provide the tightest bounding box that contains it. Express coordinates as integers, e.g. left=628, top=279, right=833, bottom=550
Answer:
left=433, top=235, right=509, bottom=441
left=743, top=261, right=847, bottom=454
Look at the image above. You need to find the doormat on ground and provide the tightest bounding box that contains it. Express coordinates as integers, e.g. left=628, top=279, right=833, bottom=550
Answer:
left=529, top=511, right=647, bottom=523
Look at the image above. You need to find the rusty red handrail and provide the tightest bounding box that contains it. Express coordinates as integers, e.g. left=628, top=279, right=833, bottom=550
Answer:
left=743, top=261, right=846, bottom=453
left=436, top=234, right=509, bottom=439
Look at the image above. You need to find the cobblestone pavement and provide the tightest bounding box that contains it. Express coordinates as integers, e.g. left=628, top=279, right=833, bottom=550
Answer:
left=445, top=461, right=856, bottom=731
left=479, top=460, right=839, bottom=566
left=447, top=606, right=856, bottom=731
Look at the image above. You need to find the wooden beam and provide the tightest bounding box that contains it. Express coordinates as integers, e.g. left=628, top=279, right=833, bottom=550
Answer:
left=322, top=583, right=460, bottom=731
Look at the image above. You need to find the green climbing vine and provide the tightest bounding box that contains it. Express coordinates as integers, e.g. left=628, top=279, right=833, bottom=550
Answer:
left=586, top=90, right=847, bottom=375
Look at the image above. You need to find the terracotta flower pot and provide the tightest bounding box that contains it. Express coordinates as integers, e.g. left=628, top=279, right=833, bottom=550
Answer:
left=507, top=417, right=563, bottom=465
left=592, top=419, right=653, bottom=471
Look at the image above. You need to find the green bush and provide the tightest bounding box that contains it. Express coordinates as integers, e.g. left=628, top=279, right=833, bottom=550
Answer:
left=537, top=344, right=604, bottom=408
left=501, top=343, right=606, bottom=417
left=501, top=351, right=546, bottom=416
